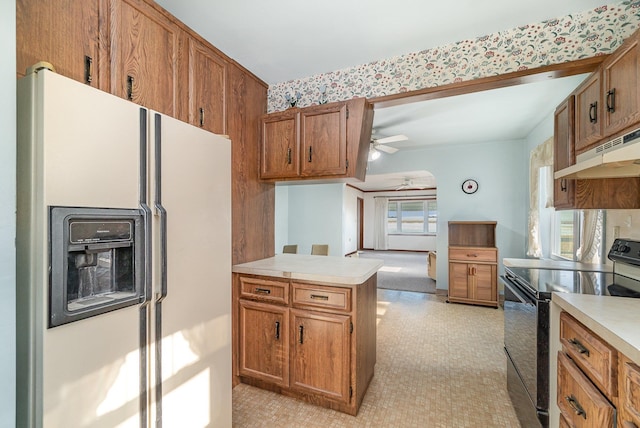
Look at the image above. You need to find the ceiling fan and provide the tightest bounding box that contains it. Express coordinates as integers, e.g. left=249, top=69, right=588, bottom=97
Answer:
left=369, top=132, right=409, bottom=160
left=395, top=177, right=430, bottom=190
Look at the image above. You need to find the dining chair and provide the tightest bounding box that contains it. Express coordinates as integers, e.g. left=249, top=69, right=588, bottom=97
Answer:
left=282, top=244, right=298, bottom=254
left=311, top=244, right=329, bottom=256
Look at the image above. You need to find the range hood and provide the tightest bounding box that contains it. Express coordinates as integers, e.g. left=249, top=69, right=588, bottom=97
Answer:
left=555, top=127, right=640, bottom=179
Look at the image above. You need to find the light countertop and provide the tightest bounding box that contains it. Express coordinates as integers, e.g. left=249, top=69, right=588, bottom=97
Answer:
left=552, top=293, right=640, bottom=364
left=503, top=258, right=612, bottom=272
left=232, top=254, right=383, bottom=285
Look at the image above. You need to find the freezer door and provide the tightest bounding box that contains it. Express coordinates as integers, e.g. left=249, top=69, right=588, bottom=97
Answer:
left=17, top=69, right=149, bottom=427
left=149, top=112, right=232, bottom=427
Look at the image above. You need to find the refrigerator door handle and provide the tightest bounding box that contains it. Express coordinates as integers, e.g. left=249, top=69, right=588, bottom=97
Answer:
left=154, top=113, right=168, bottom=302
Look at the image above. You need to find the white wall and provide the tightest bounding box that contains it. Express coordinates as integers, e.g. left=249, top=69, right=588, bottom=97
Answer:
left=366, top=139, right=528, bottom=289
left=276, top=183, right=345, bottom=256
left=363, top=189, right=437, bottom=251
left=274, top=185, right=289, bottom=253
left=1, top=2, right=16, bottom=425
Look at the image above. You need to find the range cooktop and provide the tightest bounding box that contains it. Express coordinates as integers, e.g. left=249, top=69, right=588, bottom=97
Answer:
left=504, top=266, right=617, bottom=299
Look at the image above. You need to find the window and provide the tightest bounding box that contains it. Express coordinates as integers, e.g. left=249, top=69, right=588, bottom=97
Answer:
left=387, top=199, right=437, bottom=235
left=553, top=210, right=579, bottom=260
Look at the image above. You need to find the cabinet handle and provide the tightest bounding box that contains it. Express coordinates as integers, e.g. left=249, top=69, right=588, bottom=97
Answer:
left=310, top=294, right=329, bottom=301
left=199, top=107, right=205, bottom=127
left=589, top=101, right=598, bottom=123
left=275, top=321, right=280, bottom=340
left=568, top=338, right=590, bottom=356
left=606, top=88, right=616, bottom=113
left=467, top=253, right=478, bottom=257
left=308, top=146, right=312, bottom=162
left=84, top=55, right=93, bottom=84
left=561, top=178, right=567, bottom=192
left=126, top=75, right=134, bottom=100
left=298, top=325, right=304, bottom=344
left=565, top=395, right=587, bottom=419
left=254, top=287, right=271, bottom=295
left=287, top=147, right=292, bottom=165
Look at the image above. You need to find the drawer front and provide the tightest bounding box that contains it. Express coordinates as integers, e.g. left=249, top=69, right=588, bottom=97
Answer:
left=448, top=247, right=497, bottom=262
left=557, top=351, right=615, bottom=428
left=620, top=356, right=640, bottom=427
left=560, top=312, right=617, bottom=398
left=240, top=276, right=289, bottom=305
left=292, top=283, right=351, bottom=312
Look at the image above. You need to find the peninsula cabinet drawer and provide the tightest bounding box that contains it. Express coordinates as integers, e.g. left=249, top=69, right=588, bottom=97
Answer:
left=448, top=247, right=497, bottom=263
left=557, top=351, right=616, bottom=428
left=292, top=283, right=351, bottom=312
left=239, top=276, right=289, bottom=305
left=560, top=312, right=618, bottom=398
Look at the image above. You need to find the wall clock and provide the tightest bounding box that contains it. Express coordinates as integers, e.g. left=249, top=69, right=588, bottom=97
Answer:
left=462, top=179, right=478, bottom=194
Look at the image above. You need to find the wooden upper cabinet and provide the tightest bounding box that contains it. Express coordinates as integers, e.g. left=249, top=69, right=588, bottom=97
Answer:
left=602, top=34, right=640, bottom=138
left=554, top=96, right=576, bottom=209
left=188, top=38, right=227, bottom=134
left=574, top=72, right=603, bottom=154
left=108, top=0, right=188, bottom=121
left=300, top=103, right=348, bottom=177
left=261, top=109, right=300, bottom=179
left=17, top=0, right=102, bottom=87
left=260, top=98, right=374, bottom=182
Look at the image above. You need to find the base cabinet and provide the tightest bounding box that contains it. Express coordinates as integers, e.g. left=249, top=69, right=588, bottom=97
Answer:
left=233, top=273, right=376, bottom=415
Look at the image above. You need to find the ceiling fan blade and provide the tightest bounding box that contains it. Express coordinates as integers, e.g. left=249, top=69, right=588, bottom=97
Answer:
left=376, top=144, right=398, bottom=154
left=376, top=134, right=408, bottom=144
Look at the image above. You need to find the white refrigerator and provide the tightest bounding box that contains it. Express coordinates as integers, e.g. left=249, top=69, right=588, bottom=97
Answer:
left=16, top=68, right=232, bottom=427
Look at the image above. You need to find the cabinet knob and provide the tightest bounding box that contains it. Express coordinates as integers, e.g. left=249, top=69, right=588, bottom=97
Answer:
left=589, top=102, right=598, bottom=123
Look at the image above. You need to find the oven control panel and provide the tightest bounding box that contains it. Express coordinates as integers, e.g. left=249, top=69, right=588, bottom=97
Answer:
left=608, top=239, right=640, bottom=265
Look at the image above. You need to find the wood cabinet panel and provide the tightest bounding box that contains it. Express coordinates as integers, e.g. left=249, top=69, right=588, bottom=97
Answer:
left=619, top=354, right=640, bottom=428
left=557, top=351, right=616, bottom=428
left=188, top=38, right=226, bottom=134
left=474, top=264, right=497, bottom=302
left=239, top=300, right=289, bottom=387
left=239, top=276, right=289, bottom=305
left=292, top=283, right=351, bottom=312
left=448, top=262, right=470, bottom=299
left=554, top=96, right=576, bottom=208
left=108, top=0, right=187, bottom=121
left=300, top=103, right=347, bottom=176
left=290, top=309, right=351, bottom=403
left=575, top=72, right=603, bottom=154
left=448, top=247, right=497, bottom=263
left=17, top=0, right=102, bottom=87
left=261, top=110, right=299, bottom=179
left=602, top=36, right=640, bottom=137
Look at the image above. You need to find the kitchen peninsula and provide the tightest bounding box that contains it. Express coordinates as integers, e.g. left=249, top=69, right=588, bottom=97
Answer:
left=232, top=255, right=382, bottom=415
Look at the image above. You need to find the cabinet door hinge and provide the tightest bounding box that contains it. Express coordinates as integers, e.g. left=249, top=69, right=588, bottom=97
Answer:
left=350, top=322, right=353, bottom=334
left=346, top=108, right=349, bottom=119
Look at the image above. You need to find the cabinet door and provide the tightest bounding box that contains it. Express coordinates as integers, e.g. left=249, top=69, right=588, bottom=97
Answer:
left=448, top=262, right=470, bottom=299
left=473, top=264, right=497, bottom=303
left=575, top=72, right=603, bottom=154
left=300, top=103, right=348, bottom=176
left=602, top=36, right=640, bottom=137
left=109, top=0, right=187, bottom=120
left=554, top=96, right=576, bottom=209
left=238, top=300, right=289, bottom=387
left=189, top=38, right=226, bottom=134
left=17, top=0, right=101, bottom=87
left=619, top=355, right=640, bottom=428
left=261, top=110, right=299, bottom=179
left=290, top=309, right=351, bottom=403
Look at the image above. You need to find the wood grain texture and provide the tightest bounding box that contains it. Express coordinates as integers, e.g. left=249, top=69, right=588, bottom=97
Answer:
left=300, top=103, right=347, bottom=176
left=575, top=178, right=640, bottom=209
left=17, top=0, right=101, bottom=86
left=618, top=354, right=640, bottom=428
left=353, top=274, right=377, bottom=411
left=557, top=351, right=616, bottom=428
left=554, top=96, right=576, bottom=208
left=261, top=109, right=300, bottom=178
left=227, top=64, right=274, bottom=265
left=188, top=38, right=226, bottom=134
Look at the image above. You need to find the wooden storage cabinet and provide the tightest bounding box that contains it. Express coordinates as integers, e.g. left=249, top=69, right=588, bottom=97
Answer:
left=233, top=274, right=376, bottom=415
left=554, top=96, right=576, bottom=209
left=260, top=98, right=374, bottom=182
left=574, top=72, right=603, bottom=154
left=17, top=0, right=103, bottom=87
left=447, top=221, right=498, bottom=308
left=619, top=354, right=640, bottom=428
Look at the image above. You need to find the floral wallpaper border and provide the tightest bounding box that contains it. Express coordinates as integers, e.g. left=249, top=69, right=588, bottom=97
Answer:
left=268, top=1, right=640, bottom=113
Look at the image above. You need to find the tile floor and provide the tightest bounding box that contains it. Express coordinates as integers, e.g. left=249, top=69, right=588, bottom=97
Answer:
left=232, top=289, right=521, bottom=427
